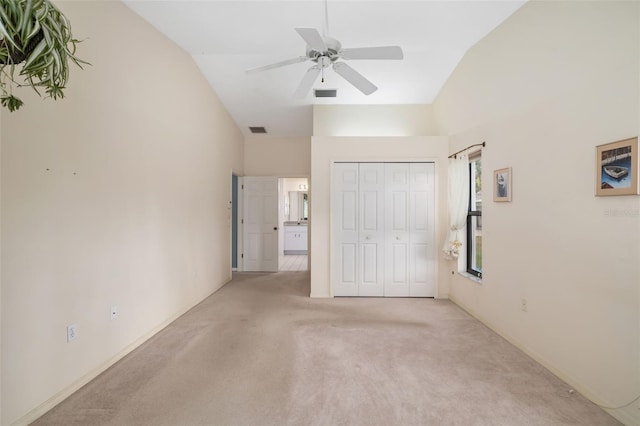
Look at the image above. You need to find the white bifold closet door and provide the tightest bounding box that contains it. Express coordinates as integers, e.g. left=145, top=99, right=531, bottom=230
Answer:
left=333, top=163, right=435, bottom=297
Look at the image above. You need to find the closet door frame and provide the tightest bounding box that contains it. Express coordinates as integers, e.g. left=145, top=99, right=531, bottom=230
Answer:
left=331, top=161, right=437, bottom=298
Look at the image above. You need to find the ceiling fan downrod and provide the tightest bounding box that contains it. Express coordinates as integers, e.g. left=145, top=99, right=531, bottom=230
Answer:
left=244, top=0, right=403, bottom=98
left=323, top=0, right=330, bottom=37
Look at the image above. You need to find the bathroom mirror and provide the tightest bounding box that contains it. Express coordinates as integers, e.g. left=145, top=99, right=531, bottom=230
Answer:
left=288, top=191, right=308, bottom=221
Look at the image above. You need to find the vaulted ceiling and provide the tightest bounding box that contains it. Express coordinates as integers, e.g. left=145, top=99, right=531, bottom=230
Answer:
left=124, top=1, right=526, bottom=137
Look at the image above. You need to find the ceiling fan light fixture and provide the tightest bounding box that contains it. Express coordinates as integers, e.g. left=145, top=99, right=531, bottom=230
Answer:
left=245, top=3, right=403, bottom=99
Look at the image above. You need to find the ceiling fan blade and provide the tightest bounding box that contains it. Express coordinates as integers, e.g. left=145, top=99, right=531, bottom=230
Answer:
left=332, top=62, right=377, bottom=95
left=340, top=46, right=404, bottom=60
left=295, top=28, right=327, bottom=52
left=294, top=66, right=321, bottom=98
left=246, top=56, right=307, bottom=74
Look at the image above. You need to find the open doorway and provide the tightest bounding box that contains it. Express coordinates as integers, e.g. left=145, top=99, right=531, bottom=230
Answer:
left=231, top=173, right=239, bottom=271
left=279, top=178, right=309, bottom=271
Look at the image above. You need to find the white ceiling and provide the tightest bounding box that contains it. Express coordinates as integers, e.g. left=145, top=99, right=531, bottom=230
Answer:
left=124, top=1, right=526, bottom=137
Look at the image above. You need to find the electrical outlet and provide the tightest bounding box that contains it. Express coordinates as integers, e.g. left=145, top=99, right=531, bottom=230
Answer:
left=67, top=324, right=77, bottom=342
left=110, top=306, right=118, bottom=320
left=521, top=298, right=528, bottom=312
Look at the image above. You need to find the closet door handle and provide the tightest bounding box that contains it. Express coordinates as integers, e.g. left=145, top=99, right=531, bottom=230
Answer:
left=396, top=236, right=401, bottom=240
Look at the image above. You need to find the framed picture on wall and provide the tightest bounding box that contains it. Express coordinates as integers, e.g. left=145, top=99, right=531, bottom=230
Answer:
left=596, top=137, right=639, bottom=196
left=493, top=167, right=512, bottom=202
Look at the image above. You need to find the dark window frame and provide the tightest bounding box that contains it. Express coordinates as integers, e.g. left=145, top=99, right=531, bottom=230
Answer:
left=466, top=156, right=482, bottom=279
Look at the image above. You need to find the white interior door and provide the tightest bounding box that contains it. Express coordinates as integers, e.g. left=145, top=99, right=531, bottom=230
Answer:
left=384, top=163, right=411, bottom=296
left=358, top=163, right=385, bottom=296
left=333, top=163, right=359, bottom=296
left=243, top=176, right=279, bottom=272
left=409, top=163, right=435, bottom=297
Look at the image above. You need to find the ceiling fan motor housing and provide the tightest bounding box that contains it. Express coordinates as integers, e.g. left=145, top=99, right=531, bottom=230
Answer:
left=306, top=36, right=342, bottom=66
left=246, top=27, right=402, bottom=97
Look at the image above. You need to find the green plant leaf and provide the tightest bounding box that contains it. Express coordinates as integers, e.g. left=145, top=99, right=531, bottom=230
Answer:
left=0, top=0, right=88, bottom=111
left=1, top=94, right=23, bottom=111
left=21, top=37, right=45, bottom=68
left=25, top=17, right=40, bottom=40
left=19, top=0, right=34, bottom=40
left=0, top=3, right=18, bottom=36
left=0, top=10, right=19, bottom=50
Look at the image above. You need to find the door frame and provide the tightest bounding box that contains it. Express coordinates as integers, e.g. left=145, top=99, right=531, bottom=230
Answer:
left=232, top=173, right=239, bottom=272
left=234, top=175, right=244, bottom=272
left=238, top=175, right=311, bottom=272
left=278, top=176, right=311, bottom=271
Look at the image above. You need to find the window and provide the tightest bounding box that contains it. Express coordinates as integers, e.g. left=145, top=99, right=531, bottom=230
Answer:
left=467, top=155, right=482, bottom=278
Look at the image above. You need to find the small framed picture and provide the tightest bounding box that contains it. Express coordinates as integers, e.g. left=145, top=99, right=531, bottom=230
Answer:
left=493, top=167, right=512, bottom=202
left=596, top=137, right=638, bottom=196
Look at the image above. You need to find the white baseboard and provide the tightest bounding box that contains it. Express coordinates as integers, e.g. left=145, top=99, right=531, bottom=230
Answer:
left=448, top=295, right=639, bottom=426
left=14, top=279, right=232, bottom=426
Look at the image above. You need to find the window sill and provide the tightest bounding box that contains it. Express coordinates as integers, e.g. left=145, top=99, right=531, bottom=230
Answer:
left=458, top=271, right=482, bottom=284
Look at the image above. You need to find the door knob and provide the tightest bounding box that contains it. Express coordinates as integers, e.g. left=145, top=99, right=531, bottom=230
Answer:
left=273, top=227, right=278, bottom=231
left=396, top=236, right=401, bottom=240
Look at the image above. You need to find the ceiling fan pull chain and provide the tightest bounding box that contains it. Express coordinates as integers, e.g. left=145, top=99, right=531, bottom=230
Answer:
left=246, top=0, right=403, bottom=98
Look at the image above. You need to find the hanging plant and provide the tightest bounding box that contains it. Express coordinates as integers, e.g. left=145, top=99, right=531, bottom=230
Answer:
left=0, top=0, right=88, bottom=111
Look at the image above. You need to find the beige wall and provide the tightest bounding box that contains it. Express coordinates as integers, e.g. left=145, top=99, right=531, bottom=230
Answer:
left=433, top=1, right=639, bottom=424
left=314, top=104, right=438, bottom=137
left=244, top=136, right=311, bottom=260
left=310, top=104, right=447, bottom=298
left=0, top=2, right=244, bottom=424
left=0, top=111, right=3, bottom=424
left=2, top=1, right=636, bottom=424
left=309, top=136, right=449, bottom=298
left=282, top=178, right=309, bottom=195
left=244, top=136, right=311, bottom=176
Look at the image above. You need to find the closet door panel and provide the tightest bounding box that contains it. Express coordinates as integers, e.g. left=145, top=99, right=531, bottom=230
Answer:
left=341, top=243, right=357, bottom=283
left=342, top=191, right=357, bottom=230
left=384, top=163, right=410, bottom=296
left=362, top=191, right=380, bottom=231
left=333, top=163, right=359, bottom=296
left=358, top=163, right=384, bottom=296
left=362, top=244, right=380, bottom=282
left=409, top=163, right=435, bottom=297
left=391, top=243, right=408, bottom=282
left=333, top=162, right=436, bottom=298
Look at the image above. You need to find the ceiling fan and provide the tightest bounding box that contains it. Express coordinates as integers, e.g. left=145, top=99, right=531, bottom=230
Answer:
left=245, top=1, right=403, bottom=97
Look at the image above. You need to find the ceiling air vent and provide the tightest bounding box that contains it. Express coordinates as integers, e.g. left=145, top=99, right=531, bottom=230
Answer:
left=314, top=89, right=337, bottom=98
left=249, top=126, right=267, bottom=134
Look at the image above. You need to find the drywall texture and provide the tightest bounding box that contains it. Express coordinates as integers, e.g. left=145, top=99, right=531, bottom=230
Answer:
left=314, top=104, right=438, bottom=137
left=433, top=1, right=639, bottom=425
left=310, top=136, right=449, bottom=298
left=0, top=2, right=244, bottom=424
left=244, top=136, right=311, bottom=176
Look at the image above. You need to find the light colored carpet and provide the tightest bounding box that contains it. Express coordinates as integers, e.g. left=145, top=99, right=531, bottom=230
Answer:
left=33, top=272, right=620, bottom=426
